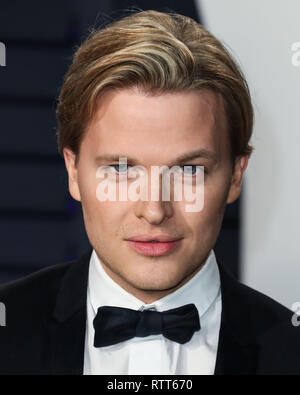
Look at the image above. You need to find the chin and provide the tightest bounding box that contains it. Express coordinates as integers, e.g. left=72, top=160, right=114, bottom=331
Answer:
left=126, top=270, right=185, bottom=293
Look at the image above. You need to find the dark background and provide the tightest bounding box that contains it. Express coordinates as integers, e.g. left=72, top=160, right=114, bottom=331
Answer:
left=0, top=0, right=241, bottom=283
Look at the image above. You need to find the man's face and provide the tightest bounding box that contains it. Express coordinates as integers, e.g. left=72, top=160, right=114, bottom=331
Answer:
left=64, top=88, right=248, bottom=303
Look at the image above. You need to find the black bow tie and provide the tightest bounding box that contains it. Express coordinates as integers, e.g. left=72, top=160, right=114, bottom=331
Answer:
left=93, top=303, right=200, bottom=347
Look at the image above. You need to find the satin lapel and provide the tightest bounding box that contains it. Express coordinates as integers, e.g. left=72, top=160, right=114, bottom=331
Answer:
left=46, top=248, right=93, bottom=375
left=214, top=319, right=259, bottom=375
left=214, top=260, right=259, bottom=375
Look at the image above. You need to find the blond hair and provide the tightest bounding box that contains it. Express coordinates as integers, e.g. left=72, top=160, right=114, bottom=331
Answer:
left=56, top=9, right=254, bottom=162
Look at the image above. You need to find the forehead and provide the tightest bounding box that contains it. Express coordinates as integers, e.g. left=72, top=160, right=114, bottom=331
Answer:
left=83, top=87, right=229, bottom=163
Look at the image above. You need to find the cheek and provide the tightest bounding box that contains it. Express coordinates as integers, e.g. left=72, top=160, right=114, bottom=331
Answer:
left=83, top=199, right=117, bottom=227
left=188, top=179, right=230, bottom=231
left=78, top=165, right=116, bottom=213
left=204, top=179, right=231, bottom=223
left=82, top=196, right=132, bottom=240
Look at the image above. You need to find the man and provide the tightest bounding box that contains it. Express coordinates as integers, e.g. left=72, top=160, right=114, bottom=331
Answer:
left=0, top=9, right=299, bottom=375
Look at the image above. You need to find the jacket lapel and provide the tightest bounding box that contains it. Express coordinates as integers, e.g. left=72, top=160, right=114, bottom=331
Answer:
left=45, top=248, right=93, bottom=375
left=214, top=260, right=259, bottom=375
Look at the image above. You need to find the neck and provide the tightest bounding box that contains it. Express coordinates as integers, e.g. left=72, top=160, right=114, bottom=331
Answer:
left=99, top=259, right=207, bottom=304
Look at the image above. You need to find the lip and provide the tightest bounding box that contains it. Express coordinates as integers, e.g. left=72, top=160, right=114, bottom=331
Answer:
left=125, top=238, right=183, bottom=257
left=125, top=234, right=182, bottom=242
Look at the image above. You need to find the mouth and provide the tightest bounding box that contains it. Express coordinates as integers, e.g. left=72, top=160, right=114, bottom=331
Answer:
left=125, top=234, right=182, bottom=243
left=125, top=237, right=183, bottom=257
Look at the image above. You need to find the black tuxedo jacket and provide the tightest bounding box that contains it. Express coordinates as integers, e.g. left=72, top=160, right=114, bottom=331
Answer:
left=0, top=248, right=300, bottom=375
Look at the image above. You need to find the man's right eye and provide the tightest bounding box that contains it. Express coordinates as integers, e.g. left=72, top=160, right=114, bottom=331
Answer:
left=110, top=164, right=132, bottom=173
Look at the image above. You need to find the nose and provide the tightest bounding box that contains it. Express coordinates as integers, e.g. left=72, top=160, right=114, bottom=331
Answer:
left=134, top=170, right=174, bottom=225
left=134, top=199, right=174, bottom=225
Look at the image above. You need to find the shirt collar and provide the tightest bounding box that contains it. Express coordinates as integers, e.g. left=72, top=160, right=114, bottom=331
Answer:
left=88, top=248, right=220, bottom=319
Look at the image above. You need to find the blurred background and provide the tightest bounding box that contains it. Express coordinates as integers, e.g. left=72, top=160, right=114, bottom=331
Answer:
left=0, top=0, right=299, bottom=309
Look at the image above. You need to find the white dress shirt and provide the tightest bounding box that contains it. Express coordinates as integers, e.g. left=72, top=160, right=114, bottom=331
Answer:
left=83, top=249, right=222, bottom=375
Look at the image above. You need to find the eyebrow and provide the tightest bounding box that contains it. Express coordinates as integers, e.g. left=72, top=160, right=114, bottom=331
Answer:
left=95, top=149, right=217, bottom=166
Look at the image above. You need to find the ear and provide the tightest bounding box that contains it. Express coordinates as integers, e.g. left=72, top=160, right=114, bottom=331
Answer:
left=63, top=148, right=81, bottom=202
left=226, top=155, right=249, bottom=204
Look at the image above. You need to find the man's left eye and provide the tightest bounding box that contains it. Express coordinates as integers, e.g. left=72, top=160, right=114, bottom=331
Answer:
left=180, top=165, right=202, bottom=175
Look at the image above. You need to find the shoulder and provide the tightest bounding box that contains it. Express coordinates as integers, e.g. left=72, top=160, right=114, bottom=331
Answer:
left=217, top=262, right=300, bottom=373
left=237, top=280, right=292, bottom=323
left=0, top=251, right=92, bottom=374
left=217, top=261, right=294, bottom=334
left=240, top=284, right=300, bottom=373
left=0, top=260, right=73, bottom=319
